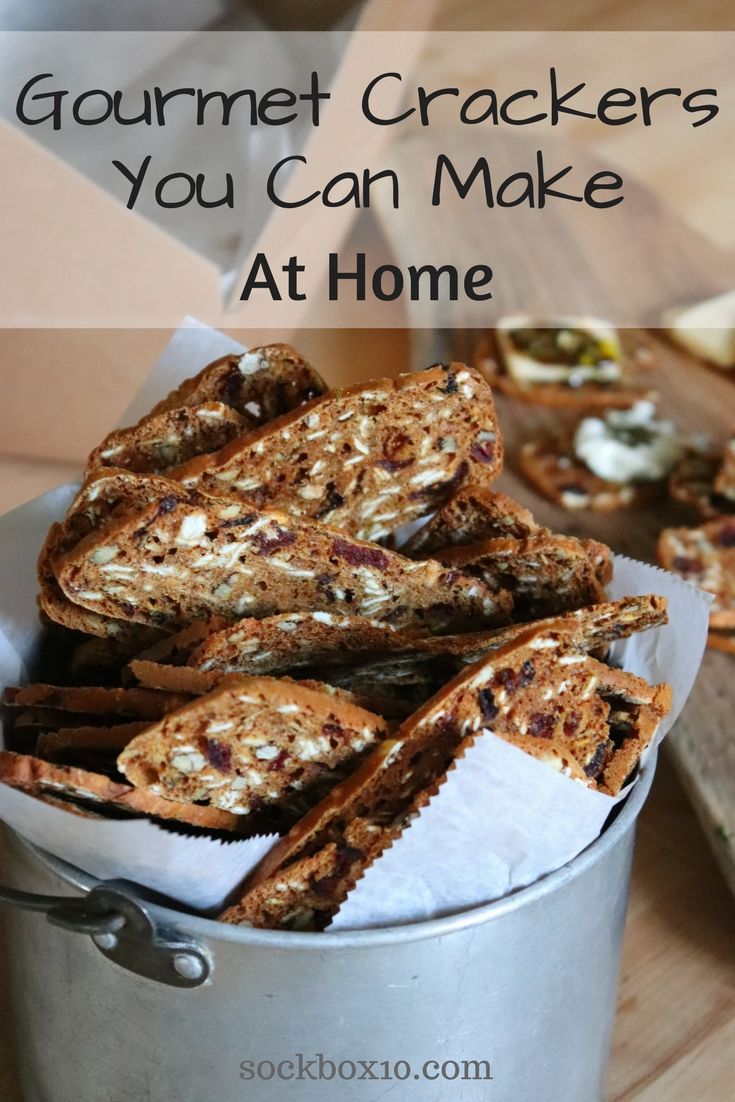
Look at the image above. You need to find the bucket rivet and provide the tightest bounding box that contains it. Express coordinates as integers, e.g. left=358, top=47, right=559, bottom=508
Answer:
left=93, top=932, right=118, bottom=951
left=173, top=953, right=205, bottom=981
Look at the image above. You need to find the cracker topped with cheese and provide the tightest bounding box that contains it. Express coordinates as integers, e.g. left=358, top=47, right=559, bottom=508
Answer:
left=478, top=316, right=654, bottom=409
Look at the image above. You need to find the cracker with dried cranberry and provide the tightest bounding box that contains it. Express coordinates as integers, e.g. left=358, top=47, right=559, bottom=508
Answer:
left=0, top=749, right=246, bottom=832
left=38, top=468, right=182, bottom=643
left=402, top=484, right=538, bottom=556
left=714, top=436, right=735, bottom=504
left=126, top=657, right=411, bottom=721
left=316, top=594, right=667, bottom=706
left=54, top=474, right=510, bottom=634
left=185, top=610, right=417, bottom=678
left=169, top=364, right=502, bottom=543
left=669, top=448, right=735, bottom=520
left=658, top=516, right=735, bottom=628
left=149, top=344, right=327, bottom=423
left=117, top=675, right=390, bottom=820
left=435, top=533, right=605, bottom=619
left=86, top=402, right=250, bottom=478
left=220, top=623, right=670, bottom=929
left=520, top=437, right=659, bottom=512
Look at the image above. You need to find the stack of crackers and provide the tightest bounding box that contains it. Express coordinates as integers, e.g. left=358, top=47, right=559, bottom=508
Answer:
left=0, top=344, right=673, bottom=929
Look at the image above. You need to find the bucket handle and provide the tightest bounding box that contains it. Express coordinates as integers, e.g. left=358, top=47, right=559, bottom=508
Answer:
left=0, top=878, right=212, bottom=988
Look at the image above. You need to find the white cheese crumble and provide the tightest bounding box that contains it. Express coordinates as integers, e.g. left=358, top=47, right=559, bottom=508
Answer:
left=574, top=401, right=684, bottom=483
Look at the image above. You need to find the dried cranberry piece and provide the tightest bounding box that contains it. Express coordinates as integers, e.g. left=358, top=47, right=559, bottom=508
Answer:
left=470, top=442, right=495, bottom=464
left=376, top=430, right=413, bottom=473
left=221, top=513, right=258, bottom=529
left=376, top=457, right=412, bottom=473
left=157, top=495, right=179, bottom=515
left=219, top=364, right=243, bottom=408
left=715, top=523, right=735, bottom=548
left=439, top=368, right=459, bottom=395
left=322, top=721, right=344, bottom=744
left=498, top=667, right=530, bottom=694
left=315, top=482, right=345, bottom=520
left=672, top=555, right=703, bottom=575
left=202, top=738, right=232, bottom=773
left=583, top=742, right=610, bottom=778
left=518, top=660, right=535, bottom=687
left=331, top=538, right=389, bottom=570
left=478, top=688, right=498, bottom=721
left=528, top=712, right=555, bottom=738
left=268, top=749, right=290, bottom=773
left=253, top=528, right=296, bottom=556
left=563, top=711, right=581, bottom=738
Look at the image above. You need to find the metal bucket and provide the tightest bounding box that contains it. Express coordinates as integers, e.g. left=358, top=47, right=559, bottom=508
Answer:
left=0, top=754, right=654, bottom=1102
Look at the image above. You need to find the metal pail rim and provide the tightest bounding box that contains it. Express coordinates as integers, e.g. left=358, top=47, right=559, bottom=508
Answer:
left=12, top=749, right=656, bottom=951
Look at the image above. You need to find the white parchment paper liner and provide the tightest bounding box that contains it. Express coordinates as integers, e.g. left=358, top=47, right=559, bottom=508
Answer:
left=0, top=322, right=711, bottom=925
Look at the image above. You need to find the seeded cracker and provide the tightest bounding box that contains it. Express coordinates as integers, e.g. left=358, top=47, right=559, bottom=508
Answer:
left=186, top=611, right=417, bottom=677
left=86, top=402, right=250, bottom=477
left=519, top=437, right=660, bottom=512
left=0, top=750, right=245, bottom=832
left=149, top=344, right=328, bottom=423
left=117, top=676, right=390, bottom=817
left=402, top=484, right=538, bottom=556
left=669, top=448, right=735, bottom=520
left=658, top=516, right=735, bottom=628
left=38, top=468, right=188, bottom=642
left=53, top=476, right=511, bottom=633
left=435, top=534, right=604, bottom=619
left=170, top=365, right=502, bottom=542
left=313, top=594, right=668, bottom=702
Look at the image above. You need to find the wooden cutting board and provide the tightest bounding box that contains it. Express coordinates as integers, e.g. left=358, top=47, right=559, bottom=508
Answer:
left=373, top=132, right=735, bottom=895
